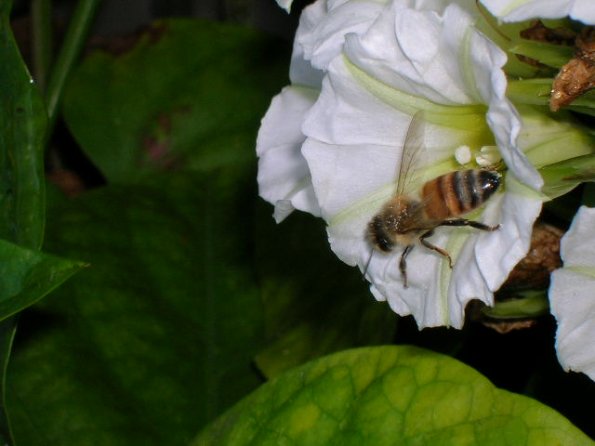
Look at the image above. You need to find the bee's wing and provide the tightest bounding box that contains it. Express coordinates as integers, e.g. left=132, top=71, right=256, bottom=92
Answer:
left=394, top=111, right=426, bottom=197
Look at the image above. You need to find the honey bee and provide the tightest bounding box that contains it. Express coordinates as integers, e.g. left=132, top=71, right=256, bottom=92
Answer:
left=367, top=112, right=501, bottom=288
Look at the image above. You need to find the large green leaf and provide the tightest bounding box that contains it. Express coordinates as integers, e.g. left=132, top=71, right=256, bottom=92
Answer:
left=1, top=1, right=86, bottom=444
left=0, top=0, right=46, bottom=250
left=0, top=240, right=83, bottom=444
left=62, top=18, right=288, bottom=182
left=8, top=171, right=265, bottom=445
left=194, top=345, right=592, bottom=445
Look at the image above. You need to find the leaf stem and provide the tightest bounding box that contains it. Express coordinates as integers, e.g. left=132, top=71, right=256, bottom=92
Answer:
left=31, top=0, right=52, bottom=92
left=45, top=0, right=101, bottom=133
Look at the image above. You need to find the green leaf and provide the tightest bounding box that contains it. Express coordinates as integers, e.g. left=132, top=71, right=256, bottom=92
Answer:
left=254, top=203, right=396, bottom=378
left=540, top=154, right=595, bottom=199
left=194, top=346, right=592, bottom=445
left=8, top=172, right=266, bottom=445
left=583, top=183, right=595, bottom=207
left=482, top=291, right=550, bottom=320
left=1, top=1, right=74, bottom=445
left=0, top=0, right=47, bottom=250
left=0, top=239, right=85, bottom=321
left=62, top=18, right=288, bottom=182
left=0, top=319, right=16, bottom=445
left=0, top=241, right=83, bottom=445
left=509, top=41, right=574, bottom=69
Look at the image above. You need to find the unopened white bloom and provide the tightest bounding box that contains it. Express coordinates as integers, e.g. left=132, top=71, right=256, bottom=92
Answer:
left=479, top=0, right=595, bottom=24
left=550, top=207, right=595, bottom=380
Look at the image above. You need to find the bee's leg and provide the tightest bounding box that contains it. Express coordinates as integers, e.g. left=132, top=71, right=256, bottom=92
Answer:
left=419, top=230, right=453, bottom=268
left=399, top=244, right=414, bottom=288
left=438, top=219, right=500, bottom=231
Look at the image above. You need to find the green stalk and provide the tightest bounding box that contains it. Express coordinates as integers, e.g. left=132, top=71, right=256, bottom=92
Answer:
left=45, top=0, right=102, bottom=134
left=31, top=0, right=52, bottom=92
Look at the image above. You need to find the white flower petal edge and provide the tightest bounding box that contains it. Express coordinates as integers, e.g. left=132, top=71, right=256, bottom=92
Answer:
left=258, top=0, right=386, bottom=222
left=479, top=0, right=595, bottom=24
left=257, top=86, right=321, bottom=222
left=550, top=206, right=595, bottom=380
left=275, top=0, right=293, bottom=13
left=302, top=1, right=543, bottom=328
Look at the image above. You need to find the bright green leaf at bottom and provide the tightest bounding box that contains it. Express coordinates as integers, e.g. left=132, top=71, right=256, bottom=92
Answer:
left=194, top=346, right=592, bottom=446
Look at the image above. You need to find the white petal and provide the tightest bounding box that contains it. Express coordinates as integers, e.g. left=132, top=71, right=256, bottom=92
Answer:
left=289, top=0, right=386, bottom=87
left=275, top=0, right=293, bottom=13
left=289, top=35, right=325, bottom=89
left=343, top=2, right=473, bottom=104
left=484, top=71, right=543, bottom=191
left=474, top=175, right=542, bottom=291
left=550, top=206, right=595, bottom=380
left=256, top=86, right=321, bottom=222
left=480, top=0, right=595, bottom=24
left=294, top=0, right=386, bottom=73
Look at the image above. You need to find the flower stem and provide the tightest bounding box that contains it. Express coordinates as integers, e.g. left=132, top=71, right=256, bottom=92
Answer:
left=45, top=0, right=101, bottom=134
left=31, top=0, right=52, bottom=92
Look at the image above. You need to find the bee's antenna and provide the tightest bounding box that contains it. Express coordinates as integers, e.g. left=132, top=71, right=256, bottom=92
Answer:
left=362, top=249, right=374, bottom=281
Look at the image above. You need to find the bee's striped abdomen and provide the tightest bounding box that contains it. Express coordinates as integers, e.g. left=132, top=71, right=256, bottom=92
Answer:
left=422, top=170, right=500, bottom=220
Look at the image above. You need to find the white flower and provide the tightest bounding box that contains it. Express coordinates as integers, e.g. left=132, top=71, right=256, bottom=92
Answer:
left=479, top=0, right=595, bottom=24
left=258, top=0, right=550, bottom=329
left=299, top=0, right=543, bottom=328
left=550, top=206, right=595, bottom=381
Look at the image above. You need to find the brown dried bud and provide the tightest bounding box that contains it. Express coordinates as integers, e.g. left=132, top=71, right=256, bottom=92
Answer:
left=499, top=222, right=563, bottom=292
left=467, top=222, right=564, bottom=334
left=550, top=27, right=595, bottom=111
left=481, top=319, right=538, bottom=335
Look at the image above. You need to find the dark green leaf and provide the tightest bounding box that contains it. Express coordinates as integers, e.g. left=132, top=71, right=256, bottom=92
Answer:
left=63, top=18, right=288, bottom=182
left=1, top=1, right=73, bottom=444
left=0, top=0, right=46, bottom=250
left=8, top=172, right=266, bottom=445
left=0, top=241, right=83, bottom=445
left=0, top=239, right=85, bottom=321
left=254, top=204, right=396, bottom=378
left=195, top=346, right=592, bottom=445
